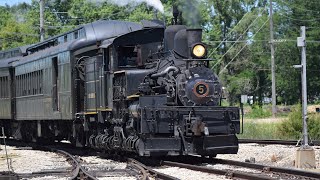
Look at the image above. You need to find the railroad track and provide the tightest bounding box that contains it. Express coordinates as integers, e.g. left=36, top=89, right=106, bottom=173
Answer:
left=239, top=139, right=320, bottom=146
left=127, top=158, right=178, bottom=180
left=160, top=156, right=320, bottom=180
left=2, top=139, right=319, bottom=179
left=0, top=139, right=178, bottom=180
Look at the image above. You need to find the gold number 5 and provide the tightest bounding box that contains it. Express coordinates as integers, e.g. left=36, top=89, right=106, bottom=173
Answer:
left=198, top=85, right=205, bottom=94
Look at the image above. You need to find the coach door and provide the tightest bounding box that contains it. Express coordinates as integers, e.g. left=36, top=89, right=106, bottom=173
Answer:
left=52, top=57, right=59, bottom=112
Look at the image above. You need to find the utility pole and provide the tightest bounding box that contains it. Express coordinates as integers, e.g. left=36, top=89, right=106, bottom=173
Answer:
left=298, top=26, right=308, bottom=147
left=294, top=26, right=316, bottom=169
left=40, top=0, right=45, bottom=42
left=269, top=0, right=277, bottom=117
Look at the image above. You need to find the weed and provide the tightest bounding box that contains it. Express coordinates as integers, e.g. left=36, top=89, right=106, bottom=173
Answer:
left=238, top=122, right=280, bottom=139
left=277, top=105, right=320, bottom=140
left=245, top=106, right=272, bottom=119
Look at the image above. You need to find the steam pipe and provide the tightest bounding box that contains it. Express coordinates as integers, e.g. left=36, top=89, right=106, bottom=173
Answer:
left=151, top=66, right=179, bottom=78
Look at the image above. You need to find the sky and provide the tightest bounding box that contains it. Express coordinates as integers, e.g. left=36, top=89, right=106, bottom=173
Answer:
left=0, top=0, right=31, bottom=6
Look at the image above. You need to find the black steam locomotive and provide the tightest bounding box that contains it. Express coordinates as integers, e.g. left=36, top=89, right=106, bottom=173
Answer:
left=0, top=15, right=240, bottom=157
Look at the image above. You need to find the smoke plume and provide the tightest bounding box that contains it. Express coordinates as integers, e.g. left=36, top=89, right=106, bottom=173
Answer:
left=89, top=0, right=164, bottom=13
left=178, top=0, right=202, bottom=28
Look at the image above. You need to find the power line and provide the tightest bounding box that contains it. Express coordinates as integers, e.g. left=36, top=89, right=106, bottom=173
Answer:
left=210, top=11, right=250, bottom=52
left=218, top=17, right=270, bottom=75
left=206, top=40, right=268, bottom=43
left=210, top=7, right=268, bottom=70
left=206, top=39, right=297, bottom=43
left=277, top=0, right=320, bottom=13
left=277, top=12, right=320, bottom=22
left=208, top=7, right=267, bottom=60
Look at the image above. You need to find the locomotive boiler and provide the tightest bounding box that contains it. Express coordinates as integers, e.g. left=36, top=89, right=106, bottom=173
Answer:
left=0, top=11, right=240, bottom=157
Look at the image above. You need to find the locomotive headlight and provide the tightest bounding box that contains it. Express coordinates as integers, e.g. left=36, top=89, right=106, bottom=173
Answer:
left=192, top=44, right=206, bottom=58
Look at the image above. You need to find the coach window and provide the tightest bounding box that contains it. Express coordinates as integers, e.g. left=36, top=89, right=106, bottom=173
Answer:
left=31, top=72, right=34, bottom=95
left=26, top=74, right=28, bottom=95
left=1, top=77, right=3, bottom=98
left=64, top=35, right=68, bottom=43
left=18, top=75, right=21, bottom=96
left=25, top=74, right=28, bottom=96
left=39, top=70, right=43, bottom=94
left=0, top=76, right=8, bottom=98
left=28, top=73, right=31, bottom=95
left=16, top=76, right=18, bottom=96
left=52, top=57, right=59, bottom=111
left=24, top=74, right=27, bottom=95
left=23, top=74, right=26, bottom=96
left=3, top=77, right=5, bottom=98
left=34, top=72, right=37, bottom=95
left=21, top=75, right=23, bottom=96
left=74, top=31, right=78, bottom=39
left=67, top=33, right=73, bottom=41
left=58, top=36, right=64, bottom=44
left=5, top=76, right=8, bottom=98
left=17, top=76, right=20, bottom=96
left=4, top=77, right=6, bottom=98
left=19, top=75, right=21, bottom=96
left=2, top=77, right=4, bottom=98
left=35, top=71, right=38, bottom=94
left=79, top=28, right=85, bottom=38
left=0, top=77, right=2, bottom=98
left=3, top=77, right=6, bottom=98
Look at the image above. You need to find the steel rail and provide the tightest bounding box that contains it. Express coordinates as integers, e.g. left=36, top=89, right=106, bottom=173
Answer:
left=55, top=149, right=98, bottom=180
left=161, top=160, right=274, bottom=180
left=0, top=169, right=69, bottom=179
left=127, top=158, right=179, bottom=180
left=212, top=158, right=320, bottom=179
left=239, top=139, right=320, bottom=146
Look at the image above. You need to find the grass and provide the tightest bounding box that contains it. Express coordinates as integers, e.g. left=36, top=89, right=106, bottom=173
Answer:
left=239, top=105, right=320, bottom=140
left=238, top=122, right=281, bottom=139
left=245, top=106, right=272, bottom=119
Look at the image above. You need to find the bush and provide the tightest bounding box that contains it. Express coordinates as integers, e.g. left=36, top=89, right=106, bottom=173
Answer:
left=277, top=105, right=320, bottom=140
left=245, top=105, right=272, bottom=119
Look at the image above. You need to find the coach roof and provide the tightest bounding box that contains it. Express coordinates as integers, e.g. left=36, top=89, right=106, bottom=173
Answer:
left=26, top=20, right=143, bottom=54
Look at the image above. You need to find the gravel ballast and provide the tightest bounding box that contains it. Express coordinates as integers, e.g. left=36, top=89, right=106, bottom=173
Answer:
left=1, top=143, right=319, bottom=179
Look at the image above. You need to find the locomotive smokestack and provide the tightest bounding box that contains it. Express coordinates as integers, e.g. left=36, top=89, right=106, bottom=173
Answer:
left=172, top=4, right=182, bottom=25
left=172, top=5, right=179, bottom=25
